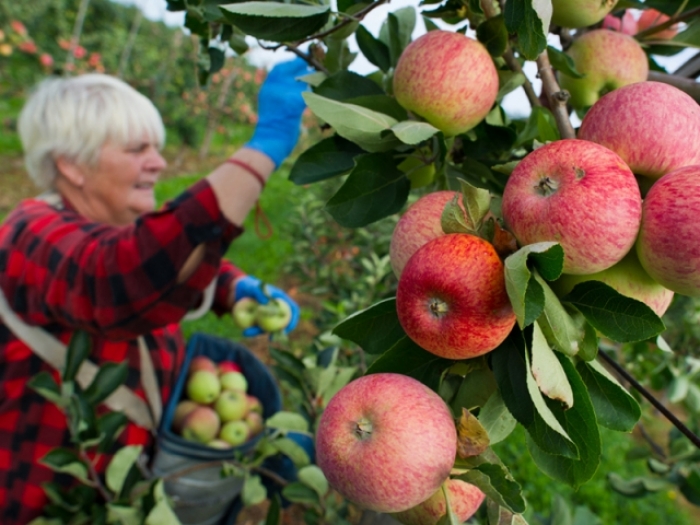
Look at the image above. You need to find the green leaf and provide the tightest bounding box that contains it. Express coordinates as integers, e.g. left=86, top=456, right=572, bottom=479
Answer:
left=266, top=411, right=309, bottom=433
left=451, top=365, right=498, bottom=412
left=456, top=179, right=491, bottom=232
left=441, top=195, right=473, bottom=235
left=265, top=493, right=282, bottom=525
left=478, top=390, right=518, bottom=445
left=270, top=437, right=311, bottom=467
left=64, top=330, right=91, bottom=382
left=516, top=106, right=560, bottom=147
left=303, top=92, right=400, bottom=152
left=289, top=135, right=364, bottom=185
left=219, top=2, right=331, bottom=41
left=208, top=47, right=225, bottom=74
left=535, top=273, right=584, bottom=357
left=607, top=472, right=672, bottom=497
left=242, top=474, right=267, bottom=506
left=504, top=0, right=550, bottom=60
left=390, top=121, right=440, bottom=145
left=106, top=445, right=142, bottom=495
left=547, top=46, right=585, bottom=79
left=319, top=367, right=357, bottom=407
left=346, top=95, right=408, bottom=121
left=355, top=24, right=391, bottom=72
left=491, top=334, right=578, bottom=459
left=477, top=15, right=508, bottom=57
left=529, top=321, right=574, bottom=408
left=325, top=153, right=410, bottom=228
left=387, top=7, right=417, bottom=66
left=437, top=483, right=461, bottom=525
left=576, top=359, right=641, bottom=432
left=96, top=412, right=128, bottom=453
left=332, top=298, right=406, bottom=354
left=281, top=482, right=320, bottom=505
left=366, top=336, right=452, bottom=392
left=454, top=462, right=526, bottom=514
left=27, top=371, right=65, bottom=407
left=526, top=353, right=601, bottom=488
left=83, top=362, right=128, bottom=406
left=563, top=281, right=665, bottom=343
left=315, top=70, right=384, bottom=101
left=39, top=449, right=90, bottom=484
left=504, top=243, right=564, bottom=329
left=298, top=465, right=329, bottom=498
left=107, top=504, right=141, bottom=524
left=497, top=71, right=527, bottom=102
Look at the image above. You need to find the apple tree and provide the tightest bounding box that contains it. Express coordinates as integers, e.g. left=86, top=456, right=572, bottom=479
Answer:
left=175, top=0, right=700, bottom=522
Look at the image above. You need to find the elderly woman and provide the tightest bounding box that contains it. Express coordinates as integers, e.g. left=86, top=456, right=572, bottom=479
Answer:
left=0, top=58, right=308, bottom=524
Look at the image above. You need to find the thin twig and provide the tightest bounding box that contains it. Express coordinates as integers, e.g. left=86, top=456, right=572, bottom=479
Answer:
left=598, top=350, right=700, bottom=450
left=637, top=422, right=667, bottom=459
left=78, top=448, right=112, bottom=502
left=535, top=51, right=576, bottom=139
left=636, top=5, right=700, bottom=39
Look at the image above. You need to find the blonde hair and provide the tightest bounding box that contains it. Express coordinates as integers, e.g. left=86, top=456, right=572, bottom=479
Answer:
left=18, top=74, right=166, bottom=189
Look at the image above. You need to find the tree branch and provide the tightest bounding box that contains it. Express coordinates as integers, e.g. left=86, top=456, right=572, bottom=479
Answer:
left=598, top=350, right=700, bottom=450
left=648, top=70, right=700, bottom=103
left=536, top=51, right=576, bottom=139
left=636, top=5, right=700, bottom=40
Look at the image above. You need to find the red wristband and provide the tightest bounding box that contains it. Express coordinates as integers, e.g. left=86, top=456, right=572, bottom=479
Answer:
left=226, top=158, right=266, bottom=189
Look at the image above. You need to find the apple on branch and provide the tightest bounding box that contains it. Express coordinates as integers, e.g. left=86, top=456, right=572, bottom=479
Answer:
left=393, top=30, right=498, bottom=137
left=551, top=0, right=618, bottom=29
left=502, top=139, right=641, bottom=275
left=390, top=479, right=485, bottom=525
left=316, top=373, right=457, bottom=513
left=396, top=233, right=515, bottom=360
left=559, top=28, right=648, bottom=110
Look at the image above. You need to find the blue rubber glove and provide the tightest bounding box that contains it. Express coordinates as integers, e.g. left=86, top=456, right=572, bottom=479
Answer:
left=234, top=275, right=300, bottom=337
left=245, top=57, right=310, bottom=168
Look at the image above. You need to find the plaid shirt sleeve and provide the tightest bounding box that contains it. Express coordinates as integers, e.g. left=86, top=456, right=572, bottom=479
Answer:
left=0, top=179, right=242, bottom=340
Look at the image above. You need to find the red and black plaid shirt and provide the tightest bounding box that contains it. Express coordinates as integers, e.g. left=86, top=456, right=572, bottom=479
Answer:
left=0, top=179, right=245, bottom=524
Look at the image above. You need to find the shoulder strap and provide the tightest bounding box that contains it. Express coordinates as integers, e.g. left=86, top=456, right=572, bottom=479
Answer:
left=0, top=286, right=157, bottom=431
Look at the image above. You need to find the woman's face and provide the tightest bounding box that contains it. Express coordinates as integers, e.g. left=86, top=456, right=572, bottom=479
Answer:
left=81, top=138, right=167, bottom=226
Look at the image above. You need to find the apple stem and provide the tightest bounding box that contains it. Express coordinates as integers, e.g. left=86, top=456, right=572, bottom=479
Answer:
left=355, top=418, right=373, bottom=439
left=429, top=299, right=449, bottom=318
left=535, top=176, right=559, bottom=196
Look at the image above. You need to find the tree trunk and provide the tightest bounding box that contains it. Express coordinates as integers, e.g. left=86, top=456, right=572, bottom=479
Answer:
left=117, top=7, right=144, bottom=79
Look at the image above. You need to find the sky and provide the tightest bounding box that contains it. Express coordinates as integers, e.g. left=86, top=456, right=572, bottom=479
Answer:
left=117, top=0, right=695, bottom=118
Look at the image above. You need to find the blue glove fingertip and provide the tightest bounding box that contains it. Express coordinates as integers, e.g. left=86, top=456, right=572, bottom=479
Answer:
left=242, top=326, right=265, bottom=338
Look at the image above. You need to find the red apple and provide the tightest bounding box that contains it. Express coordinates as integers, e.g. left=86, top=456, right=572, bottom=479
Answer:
left=552, top=250, right=674, bottom=317
left=396, top=233, right=515, bottom=359
left=245, top=411, right=264, bottom=436
left=172, top=400, right=199, bottom=434
left=551, top=0, right=617, bottom=28
left=390, top=479, right=485, bottom=525
left=502, top=139, right=641, bottom=275
left=393, top=30, right=498, bottom=137
left=559, top=29, right=648, bottom=110
left=188, top=355, right=217, bottom=376
left=390, top=191, right=461, bottom=278
left=637, top=8, right=678, bottom=40
left=247, top=394, right=263, bottom=415
left=602, top=11, right=638, bottom=34
left=217, top=360, right=242, bottom=375
left=578, top=82, right=700, bottom=180
left=181, top=406, right=221, bottom=443
left=636, top=165, right=700, bottom=296
left=316, top=373, right=457, bottom=513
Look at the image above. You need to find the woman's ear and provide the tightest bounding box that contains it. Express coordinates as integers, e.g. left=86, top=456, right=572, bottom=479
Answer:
left=55, top=156, right=86, bottom=187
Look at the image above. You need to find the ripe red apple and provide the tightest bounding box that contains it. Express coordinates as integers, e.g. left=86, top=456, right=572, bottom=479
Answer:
left=186, top=370, right=221, bottom=404
left=393, top=30, right=498, bottom=137
left=636, top=165, right=700, bottom=296
left=551, top=0, right=617, bottom=28
left=214, top=389, right=248, bottom=422
left=396, top=233, right=515, bottom=359
left=172, top=400, right=199, bottom=433
left=256, top=298, right=292, bottom=333
left=220, top=420, right=250, bottom=447
left=502, top=139, right=641, bottom=275
left=390, top=479, right=485, bottom=525
left=245, top=411, right=264, bottom=436
left=188, top=355, right=217, bottom=376
left=637, top=8, right=678, bottom=39
left=247, top=394, right=263, bottom=415
left=602, top=11, right=637, bottom=34
left=578, top=82, right=700, bottom=180
left=232, top=297, right=259, bottom=329
left=551, top=250, right=674, bottom=317
left=181, top=406, right=221, bottom=443
left=220, top=370, right=248, bottom=392
left=316, top=373, right=457, bottom=513
left=559, top=29, right=648, bottom=110
left=390, top=191, right=461, bottom=278
left=217, top=360, right=242, bottom=375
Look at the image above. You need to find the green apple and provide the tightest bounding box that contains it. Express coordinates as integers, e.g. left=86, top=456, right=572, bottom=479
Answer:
left=172, top=399, right=199, bottom=433
left=188, top=355, right=217, bottom=376
left=181, top=406, right=221, bottom=443
left=232, top=297, right=259, bottom=329
left=186, top=370, right=221, bottom=404
left=245, top=411, right=264, bottom=437
left=551, top=0, right=618, bottom=28
left=219, top=420, right=250, bottom=446
left=207, top=439, right=233, bottom=449
left=399, top=155, right=435, bottom=189
left=220, top=371, right=248, bottom=392
left=256, top=298, right=292, bottom=333
left=214, top=389, right=248, bottom=422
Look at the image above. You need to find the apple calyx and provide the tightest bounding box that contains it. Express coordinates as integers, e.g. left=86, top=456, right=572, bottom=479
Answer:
left=535, top=176, right=559, bottom=196
left=429, top=298, right=449, bottom=318
left=354, top=417, right=374, bottom=439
